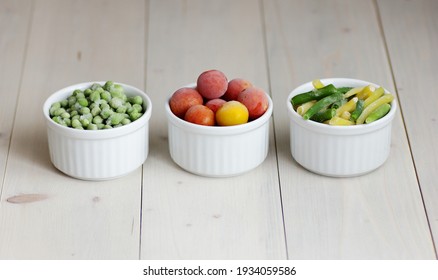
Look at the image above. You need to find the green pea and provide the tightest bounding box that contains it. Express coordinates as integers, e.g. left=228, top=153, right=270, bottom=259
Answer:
left=84, top=88, right=92, bottom=97
left=53, top=108, right=66, bottom=116
left=129, top=111, right=142, bottom=121
left=68, top=96, right=77, bottom=107
left=90, top=83, right=102, bottom=91
left=80, top=118, right=90, bottom=127
left=116, top=105, right=127, bottom=114
left=60, top=99, right=68, bottom=108
left=64, top=118, right=71, bottom=127
left=72, top=89, right=83, bottom=96
left=132, top=104, right=143, bottom=113
left=87, top=123, right=98, bottom=130
left=109, top=113, right=124, bottom=125
left=61, top=112, right=70, bottom=119
left=121, top=118, right=131, bottom=125
left=78, top=97, right=88, bottom=107
left=128, top=95, right=143, bottom=105
left=104, top=81, right=114, bottom=91
left=109, top=97, right=124, bottom=109
left=49, top=102, right=61, bottom=115
left=72, top=119, right=82, bottom=128
left=80, top=107, right=91, bottom=115
left=92, top=115, right=103, bottom=124
left=70, top=110, right=78, bottom=117
left=91, top=106, right=101, bottom=116
left=101, top=90, right=111, bottom=102
left=90, top=91, right=101, bottom=102
left=100, top=108, right=113, bottom=119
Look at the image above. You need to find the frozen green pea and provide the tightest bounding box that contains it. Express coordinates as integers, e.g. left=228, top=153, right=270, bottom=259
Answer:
left=116, top=105, right=127, bottom=114
left=96, top=123, right=105, bottom=129
left=92, top=115, right=103, bottom=124
left=80, top=118, right=90, bottom=127
left=68, top=96, right=77, bottom=106
left=89, top=102, right=98, bottom=110
left=109, top=97, right=124, bottom=109
left=61, top=112, right=70, bottom=119
left=49, top=102, right=61, bottom=115
left=60, top=99, right=68, bottom=108
left=52, top=116, right=63, bottom=124
left=53, top=108, right=66, bottom=116
left=73, top=102, right=82, bottom=111
left=109, top=113, right=124, bottom=125
left=121, top=118, right=131, bottom=125
left=78, top=97, right=88, bottom=107
left=70, top=110, right=78, bottom=117
left=87, top=123, right=98, bottom=130
left=129, top=111, right=142, bottom=121
left=132, top=104, right=143, bottom=112
left=72, top=89, right=83, bottom=96
left=75, top=92, right=85, bottom=99
left=91, top=106, right=101, bottom=116
left=104, top=81, right=114, bottom=91
left=80, top=113, right=93, bottom=121
left=101, top=90, right=111, bottom=102
left=72, top=119, right=82, bottom=128
left=90, top=91, right=101, bottom=102
left=84, top=88, right=92, bottom=96
left=64, top=118, right=71, bottom=127
left=100, top=108, right=113, bottom=119
left=103, top=124, right=112, bottom=129
left=72, top=115, right=80, bottom=121
left=75, top=126, right=84, bottom=130
left=128, top=95, right=143, bottom=105
left=90, top=83, right=102, bottom=91
left=80, top=107, right=91, bottom=115
left=100, top=103, right=110, bottom=110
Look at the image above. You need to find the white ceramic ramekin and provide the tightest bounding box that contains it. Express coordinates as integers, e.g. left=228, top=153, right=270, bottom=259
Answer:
left=287, top=78, right=397, bottom=177
left=43, top=81, right=152, bottom=180
left=165, top=84, right=273, bottom=177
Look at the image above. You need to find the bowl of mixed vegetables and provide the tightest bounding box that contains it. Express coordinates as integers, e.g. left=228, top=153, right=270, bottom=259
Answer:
left=287, top=78, right=397, bottom=177
left=43, top=81, right=152, bottom=180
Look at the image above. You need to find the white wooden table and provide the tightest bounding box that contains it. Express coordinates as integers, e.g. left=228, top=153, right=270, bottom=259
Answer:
left=0, top=0, right=437, bottom=259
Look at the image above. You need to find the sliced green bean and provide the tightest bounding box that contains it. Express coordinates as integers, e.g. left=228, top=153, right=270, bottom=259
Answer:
left=302, top=92, right=344, bottom=120
left=291, top=84, right=338, bottom=106
left=350, top=99, right=364, bottom=121
left=310, top=108, right=336, bottom=123
left=365, top=104, right=391, bottom=123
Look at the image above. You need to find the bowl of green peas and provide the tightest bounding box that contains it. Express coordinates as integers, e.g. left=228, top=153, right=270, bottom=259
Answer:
left=287, top=78, right=397, bottom=177
left=43, top=81, right=152, bottom=180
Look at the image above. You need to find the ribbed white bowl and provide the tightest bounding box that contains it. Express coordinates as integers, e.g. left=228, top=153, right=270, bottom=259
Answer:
left=166, top=85, right=273, bottom=177
left=287, top=78, right=397, bottom=177
left=43, top=82, right=152, bottom=180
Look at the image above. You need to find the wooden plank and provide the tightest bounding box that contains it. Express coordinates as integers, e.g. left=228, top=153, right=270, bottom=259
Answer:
left=141, top=0, right=286, bottom=259
left=263, top=0, right=435, bottom=259
left=377, top=0, right=438, bottom=253
left=0, top=0, right=145, bottom=259
left=0, top=1, right=32, bottom=192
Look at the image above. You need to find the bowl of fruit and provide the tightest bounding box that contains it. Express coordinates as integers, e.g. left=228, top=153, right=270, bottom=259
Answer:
left=165, top=70, right=273, bottom=177
left=43, top=81, right=152, bottom=180
left=287, top=78, right=397, bottom=177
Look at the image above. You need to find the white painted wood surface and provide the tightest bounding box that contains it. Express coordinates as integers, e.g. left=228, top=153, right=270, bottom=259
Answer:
left=0, top=0, right=436, bottom=259
left=377, top=0, right=438, bottom=250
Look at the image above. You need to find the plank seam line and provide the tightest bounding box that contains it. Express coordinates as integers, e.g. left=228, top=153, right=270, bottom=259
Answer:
left=138, top=0, right=150, bottom=261
left=259, top=0, right=289, bottom=260
left=0, top=0, right=35, bottom=201
left=372, top=0, right=438, bottom=259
